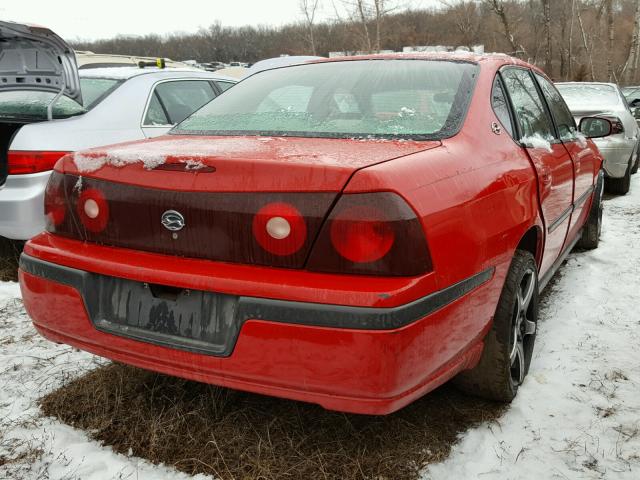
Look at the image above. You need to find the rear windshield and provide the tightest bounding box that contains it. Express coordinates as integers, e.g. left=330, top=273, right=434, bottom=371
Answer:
left=622, top=86, right=640, bottom=102
left=0, top=77, right=122, bottom=121
left=556, top=84, right=620, bottom=110
left=173, top=60, right=479, bottom=140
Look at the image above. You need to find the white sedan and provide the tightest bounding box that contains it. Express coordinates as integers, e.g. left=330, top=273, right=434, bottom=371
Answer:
left=556, top=82, right=640, bottom=195
left=0, top=21, right=235, bottom=240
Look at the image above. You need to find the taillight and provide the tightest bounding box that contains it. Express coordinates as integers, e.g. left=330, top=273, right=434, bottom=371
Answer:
left=77, top=188, right=109, bottom=233
left=595, top=115, right=625, bottom=135
left=252, top=202, right=307, bottom=256
left=8, top=151, right=70, bottom=175
left=44, top=171, right=67, bottom=229
left=330, top=205, right=395, bottom=263
left=307, top=192, right=431, bottom=276
left=610, top=117, right=625, bottom=135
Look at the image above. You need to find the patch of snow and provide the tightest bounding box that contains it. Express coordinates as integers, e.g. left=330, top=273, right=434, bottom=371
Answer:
left=0, top=282, right=212, bottom=480
left=424, top=176, right=640, bottom=479
left=180, top=159, right=206, bottom=170
left=74, top=176, right=83, bottom=193
left=576, top=131, right=589, bottom=148
left=521, top=133, right=553, bottom=153
left=399, top=107, right=416, bottom=117
left=73, top=149, right=167, bottom=173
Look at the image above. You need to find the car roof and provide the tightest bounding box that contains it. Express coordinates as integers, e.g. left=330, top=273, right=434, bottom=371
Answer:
left=556, top=81, right=618, bottom=88
left=306, top=51, right=532, bottom=68
left=78, top=67, right=237, bottom=83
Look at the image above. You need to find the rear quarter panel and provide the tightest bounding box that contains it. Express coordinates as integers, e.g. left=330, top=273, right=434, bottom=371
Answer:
left=345, top=59, right=543, bottom=350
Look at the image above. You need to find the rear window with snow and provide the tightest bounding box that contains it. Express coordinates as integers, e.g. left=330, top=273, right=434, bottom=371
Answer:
left=174, top=60, right=479, bottom=140
left=0, top=77, right=121, bottom=121
left=556, top=84, right=621, bottom=110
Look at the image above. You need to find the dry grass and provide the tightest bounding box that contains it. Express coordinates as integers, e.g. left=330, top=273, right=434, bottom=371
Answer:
left=0, top=237, right=22, bottom=283
left=40, top=363, right=505, bottom=480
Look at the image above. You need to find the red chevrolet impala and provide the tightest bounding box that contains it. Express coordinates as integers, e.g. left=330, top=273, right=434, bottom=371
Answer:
left=19, top=53, right=609, bottom=415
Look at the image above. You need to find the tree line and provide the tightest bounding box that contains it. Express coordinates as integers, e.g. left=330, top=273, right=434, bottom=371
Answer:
left=71, top=0, right=640, bottom=85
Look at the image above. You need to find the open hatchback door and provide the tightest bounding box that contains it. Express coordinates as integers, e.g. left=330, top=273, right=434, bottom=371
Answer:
left=0, top=21, right=81, bottom=105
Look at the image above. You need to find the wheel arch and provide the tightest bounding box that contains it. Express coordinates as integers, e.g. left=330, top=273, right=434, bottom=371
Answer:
left=516, top=226, right=543, bottom=270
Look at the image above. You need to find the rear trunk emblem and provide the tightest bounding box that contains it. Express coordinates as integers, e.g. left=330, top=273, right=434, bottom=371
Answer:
left=161, top=210, right=186, bottom=232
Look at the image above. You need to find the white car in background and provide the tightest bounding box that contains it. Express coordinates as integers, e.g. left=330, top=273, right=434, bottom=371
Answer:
left=556, top=82, right=640, bottom=195
left=0, top=21, right=236, bottom=240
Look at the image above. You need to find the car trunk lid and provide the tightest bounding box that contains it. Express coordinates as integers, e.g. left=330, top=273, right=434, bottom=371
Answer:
left=0, top=21, right=80, bottom=185
left=0, top=21, right=81, bottom=104
left=59, top=135, right=440, bottom=192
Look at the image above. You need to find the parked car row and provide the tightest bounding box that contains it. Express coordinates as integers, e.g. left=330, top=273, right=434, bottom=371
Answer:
left=0, top=21, right=237, bottom=240
left=0, top=20, right=627, bottom=415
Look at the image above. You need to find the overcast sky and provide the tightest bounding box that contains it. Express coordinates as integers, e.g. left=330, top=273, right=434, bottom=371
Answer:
left=0, top=0, right=439, bottom=41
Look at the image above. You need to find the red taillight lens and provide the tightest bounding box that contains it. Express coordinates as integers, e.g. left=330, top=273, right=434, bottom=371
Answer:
left=252, top=202, right=307, bottom=256
left=76, top=188, right=109, bottom=233
left=610, top=117, right=625, bottom=135
left=44, top=171, right=67, bottom=229
left=330, top=205, right=395, bottom=263
left=307, top=192, right=431, bottom=276
left=8, top=151, right=70, bottom=175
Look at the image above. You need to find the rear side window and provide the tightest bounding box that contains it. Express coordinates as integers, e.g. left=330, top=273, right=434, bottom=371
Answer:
left=491, top=77, right=514, bottom=137
left=215, top=81, right=235, bottom=92
left=501, top=68, right=555, bottom=142
left=144, top=80, right=217, bottom=126
left=144, top=92, right=169, bottom=125
left=79, top=78, right=122, bottom=109
left=534, top=73, right=577, bottom=142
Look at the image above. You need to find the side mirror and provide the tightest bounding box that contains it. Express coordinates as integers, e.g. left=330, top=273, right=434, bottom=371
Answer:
left=579, top=117, right=613, bottom=139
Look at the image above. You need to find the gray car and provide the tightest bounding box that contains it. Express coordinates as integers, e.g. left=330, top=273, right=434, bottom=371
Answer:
left=556, top=82, right=640, bottom=195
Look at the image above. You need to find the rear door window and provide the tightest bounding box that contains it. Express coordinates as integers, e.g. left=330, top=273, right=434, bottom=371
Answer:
left=145, top=80, right=217, bottom=125
left=534, top=73, right=577, bottom=142
left=501, top=68, right=556, bottom=142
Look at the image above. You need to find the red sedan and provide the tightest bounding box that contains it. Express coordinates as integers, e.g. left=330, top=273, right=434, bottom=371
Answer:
left=19, top=53, right=610, bottom=415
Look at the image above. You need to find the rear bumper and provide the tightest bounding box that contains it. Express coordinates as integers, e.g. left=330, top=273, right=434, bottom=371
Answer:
left=0, top=171, right=49, bottom=240
left=594, top=137, right=636, bottom=178
left=19, top=236, right=497, bottom=415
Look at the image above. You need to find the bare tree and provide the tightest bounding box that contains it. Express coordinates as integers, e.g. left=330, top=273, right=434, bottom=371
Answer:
left=541, top=0, right=552, bottom=75
left=605, top=0, right=614, bottom=81
left=300, top=0, right=321, bottom=55
left=576, top=3, right=595, bottom=81
left=341, top=0, right=396, bottom=52
left=624, top=0, right=640, bottom=84
left=483, top=0, right=525, bottom=56
left=439, top=0, right=481, bottom=47
left=568, top=0, right=576, bottom=80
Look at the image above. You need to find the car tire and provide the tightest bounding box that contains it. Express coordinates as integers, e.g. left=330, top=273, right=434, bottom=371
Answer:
left=605, top=160, right=631, bottom=195
left=577, top=171, right=604, bottom=250
left=453, top=250, right=538, bottom=402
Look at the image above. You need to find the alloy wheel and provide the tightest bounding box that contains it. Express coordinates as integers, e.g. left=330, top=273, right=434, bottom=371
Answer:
left=509, top=268, right=537, bottom=386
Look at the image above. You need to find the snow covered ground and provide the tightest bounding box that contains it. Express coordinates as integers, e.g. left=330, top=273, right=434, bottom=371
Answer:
left=1, top=177, right=639, bottom=479
left=425, top=181, right=640, bottom=479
